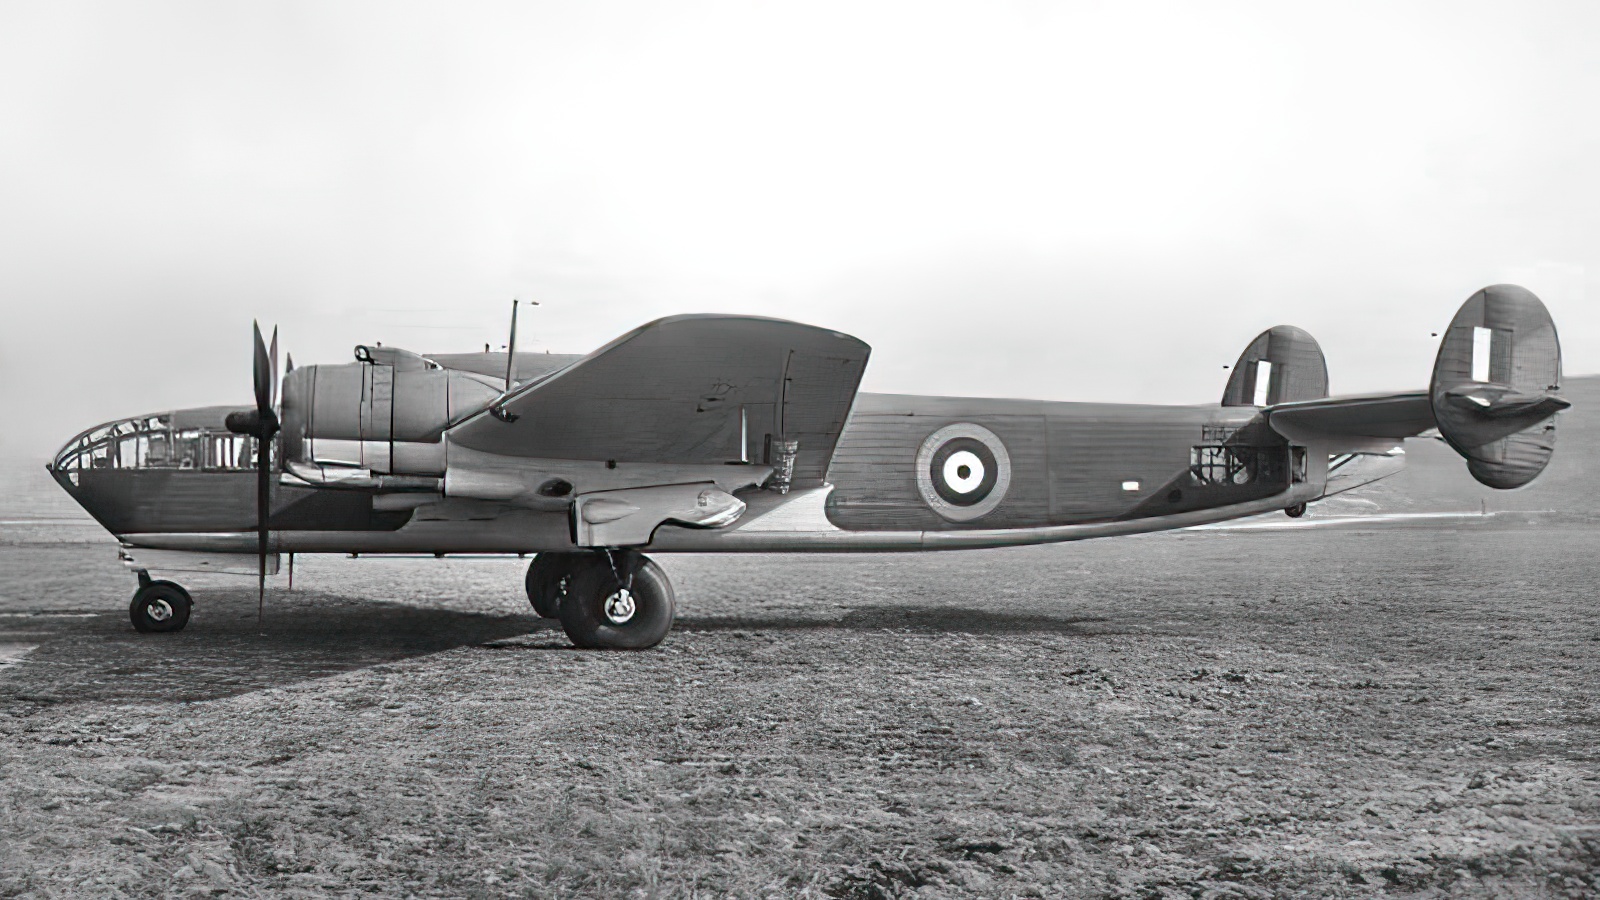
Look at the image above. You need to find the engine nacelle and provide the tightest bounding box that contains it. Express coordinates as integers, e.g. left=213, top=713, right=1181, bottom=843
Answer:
left=280, top=345, right=500, bottom=478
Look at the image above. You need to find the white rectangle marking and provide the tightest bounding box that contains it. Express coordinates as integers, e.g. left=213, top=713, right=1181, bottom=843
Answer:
left=1121, top=480, right=1140, bottom=491
left=1253, top=360, right=1273, bottom=406
left=1472, top=326, right=1492, bottom=382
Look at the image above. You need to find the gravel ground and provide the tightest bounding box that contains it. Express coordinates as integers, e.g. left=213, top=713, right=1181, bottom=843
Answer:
left=1, top=523, right=1597, bottom=898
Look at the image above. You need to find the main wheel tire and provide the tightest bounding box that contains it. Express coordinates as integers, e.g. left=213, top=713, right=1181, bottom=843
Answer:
left=129, top=581, right=192, bottom=633
left=558, top=554, right=675, bottom=650
left=525, top=553, right=581, bottom=618
left=1285, top=502, right=1308, bottom=518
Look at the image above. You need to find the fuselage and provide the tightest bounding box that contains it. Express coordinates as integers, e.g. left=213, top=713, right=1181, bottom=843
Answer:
left=49, top=390, right=1332, bottom=555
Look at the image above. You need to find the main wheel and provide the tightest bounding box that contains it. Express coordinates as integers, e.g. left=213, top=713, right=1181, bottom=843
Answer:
left=558, top=553, right=675, bottom=650
left=525, top=553, right=581, bottom=618
left=1285, top=502, right=1308, bottom=518
left=129, top=581, right=192, bottom=633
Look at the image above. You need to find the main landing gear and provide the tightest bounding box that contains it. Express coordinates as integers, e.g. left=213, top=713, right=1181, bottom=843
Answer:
left=524, top=551, right=676, bottom=650
left=129, top=572, right=192, bottom=633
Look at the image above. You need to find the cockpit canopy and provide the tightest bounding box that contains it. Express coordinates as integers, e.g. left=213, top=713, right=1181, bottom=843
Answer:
left=50, top=406, right=263, bottom=484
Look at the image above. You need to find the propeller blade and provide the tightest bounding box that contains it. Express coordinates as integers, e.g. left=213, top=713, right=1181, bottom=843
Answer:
left=257, top=435, right=270, bottom=626
left=248, top=321, right=280, bottom=627
left=252, top=321, right=272, bottom=414
left=268, top=327, right=279, bottom=409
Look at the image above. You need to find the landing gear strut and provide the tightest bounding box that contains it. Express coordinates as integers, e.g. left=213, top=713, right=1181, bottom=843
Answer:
left=129, top=573, right=192, bottom=633
left=525, top=551, right=676, bottom=649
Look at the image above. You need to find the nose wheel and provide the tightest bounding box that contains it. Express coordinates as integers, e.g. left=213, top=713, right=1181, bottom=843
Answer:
left=129, top=577, right=192, bottom=633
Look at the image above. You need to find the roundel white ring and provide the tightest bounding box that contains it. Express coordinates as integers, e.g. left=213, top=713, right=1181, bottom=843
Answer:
left=915, top=423, right=1011, bottom=522
left=943, top=450, right=986, bottom=494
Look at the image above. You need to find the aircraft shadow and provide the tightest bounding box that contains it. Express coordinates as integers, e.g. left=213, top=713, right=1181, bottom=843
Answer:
left=0, top=597, right=1124, bottom=708
left=0, top=589, right=549, bottom=707
left=678, top=604, right=1122, bottom=636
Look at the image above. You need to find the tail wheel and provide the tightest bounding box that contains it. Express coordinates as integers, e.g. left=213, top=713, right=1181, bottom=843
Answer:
left=524, top=553, right=580, bottom=618
left=130, top=581, right=192, bottom=633
left=558, top=553, right=675, bottom=650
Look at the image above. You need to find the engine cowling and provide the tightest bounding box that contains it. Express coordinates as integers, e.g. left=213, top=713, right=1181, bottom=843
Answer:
left=280, top=345, right=500, bottom=478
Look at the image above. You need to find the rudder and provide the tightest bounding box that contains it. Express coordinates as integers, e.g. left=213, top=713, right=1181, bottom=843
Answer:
left=1430, top=284, right=1566, bottom=489
left=1222, top=325, right=1329, bottom=407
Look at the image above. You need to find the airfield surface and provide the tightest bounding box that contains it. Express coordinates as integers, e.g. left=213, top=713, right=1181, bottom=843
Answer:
left=1, top=520, right=1597, bottom=898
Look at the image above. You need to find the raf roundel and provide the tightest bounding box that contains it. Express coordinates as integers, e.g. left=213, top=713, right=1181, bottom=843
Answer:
left=915, top=423, right=1012, bottom=522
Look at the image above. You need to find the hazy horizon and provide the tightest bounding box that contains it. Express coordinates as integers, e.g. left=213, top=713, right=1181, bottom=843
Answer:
left=5, top=1, right=1598, bottom=460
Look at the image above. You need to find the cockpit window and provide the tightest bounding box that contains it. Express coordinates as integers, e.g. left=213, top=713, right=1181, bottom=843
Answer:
left=51, top=412, right=264, bottom=484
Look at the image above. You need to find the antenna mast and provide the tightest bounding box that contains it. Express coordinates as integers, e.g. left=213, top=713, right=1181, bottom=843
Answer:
left=503, top=299, right=519, bottom=388
left=502, top=298, right=540, bottom=388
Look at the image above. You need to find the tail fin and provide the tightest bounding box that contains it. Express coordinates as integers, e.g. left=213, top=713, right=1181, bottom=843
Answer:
left=1431, top=284, right=1567, bottom=489
left=1222, top=325, right=1329, bottom=407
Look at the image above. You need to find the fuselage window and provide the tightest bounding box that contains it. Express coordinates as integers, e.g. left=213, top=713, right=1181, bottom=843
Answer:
left=1190, top=445, right=1288, bottom=486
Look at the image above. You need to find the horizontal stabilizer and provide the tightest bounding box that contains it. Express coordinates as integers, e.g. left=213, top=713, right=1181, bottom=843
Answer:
left=1266, top=391, right=1435, bottom=443
left=445, top=315, right=870, bottom=490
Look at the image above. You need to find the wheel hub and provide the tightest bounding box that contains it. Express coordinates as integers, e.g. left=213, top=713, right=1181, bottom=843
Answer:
left=147, top=599, right=173, bottom=622
left=603, top=589, right=636, bottom=625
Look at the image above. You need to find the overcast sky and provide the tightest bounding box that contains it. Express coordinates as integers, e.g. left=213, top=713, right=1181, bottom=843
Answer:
left=3, top=1, right=1596, bottom=460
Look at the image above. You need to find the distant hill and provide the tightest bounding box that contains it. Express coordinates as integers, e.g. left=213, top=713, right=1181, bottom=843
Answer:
left=1314, top=374, right=1598, bottom=520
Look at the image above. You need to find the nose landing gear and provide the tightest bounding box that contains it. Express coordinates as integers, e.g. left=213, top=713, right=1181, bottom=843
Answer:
left=129, top=574, right=192, bottom=633
left=524, top=551, right=675, bottom=650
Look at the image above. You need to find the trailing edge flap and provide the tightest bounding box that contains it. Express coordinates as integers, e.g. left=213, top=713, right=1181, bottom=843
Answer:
left=1264, top=392, right=1437, bottom=445
left=446, top=315, right=871, bottom=486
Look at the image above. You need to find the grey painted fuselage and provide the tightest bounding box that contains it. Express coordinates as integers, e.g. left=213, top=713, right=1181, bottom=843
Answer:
left=63, top=391, right=1331, bottom=555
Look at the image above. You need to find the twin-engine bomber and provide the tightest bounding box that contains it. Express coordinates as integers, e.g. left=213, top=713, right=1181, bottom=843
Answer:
left=50, top=285, right=1567, bottom=649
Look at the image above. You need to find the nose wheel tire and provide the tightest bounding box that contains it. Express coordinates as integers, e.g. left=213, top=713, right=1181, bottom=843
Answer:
left=558, top=553, right=675, bottom=650
left=524, top=552, right=581, bottom=618
left=130, top=581, right=192, bottom=633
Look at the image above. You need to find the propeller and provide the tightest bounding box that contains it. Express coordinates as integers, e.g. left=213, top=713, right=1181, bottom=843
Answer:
left=225, top=322, right=280, bottom=625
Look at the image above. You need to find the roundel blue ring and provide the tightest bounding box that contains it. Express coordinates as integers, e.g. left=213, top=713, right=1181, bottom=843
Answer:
left=915, top=423, right=1011, bottom=522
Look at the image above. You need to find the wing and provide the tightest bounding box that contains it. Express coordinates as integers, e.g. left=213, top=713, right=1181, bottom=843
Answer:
left=445, top=315, right=871, bottom=487
left=1264, top=391, right=1436, bottom=449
